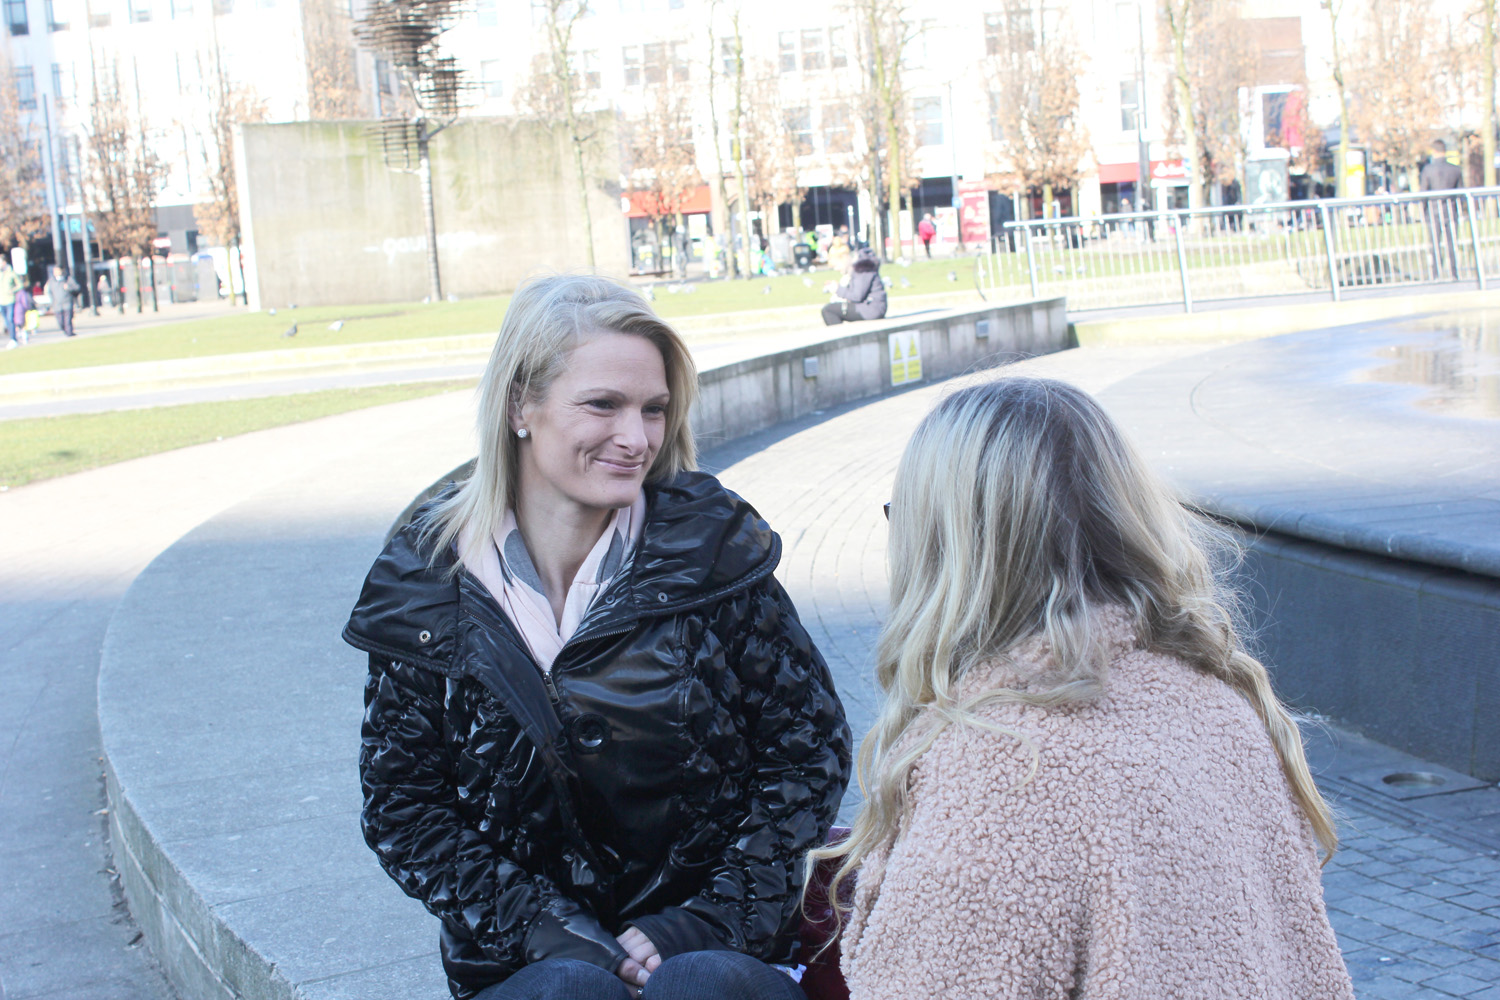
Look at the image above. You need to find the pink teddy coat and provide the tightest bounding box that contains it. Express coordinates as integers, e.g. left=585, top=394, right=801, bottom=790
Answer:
left=841, top=611, right=1355, bottom=1000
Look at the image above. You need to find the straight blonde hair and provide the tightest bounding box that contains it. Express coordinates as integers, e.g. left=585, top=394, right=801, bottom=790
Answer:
left=809, top=376, right=1336, bottom=927
left=418, top=272, right=698, bottom=567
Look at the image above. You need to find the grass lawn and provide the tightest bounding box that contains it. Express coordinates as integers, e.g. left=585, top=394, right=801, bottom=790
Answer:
left=0, top=379, right=476, bottom=490
left=0, top=258, right=995, bottom=376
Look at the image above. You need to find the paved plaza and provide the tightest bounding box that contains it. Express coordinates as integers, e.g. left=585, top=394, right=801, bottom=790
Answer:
left=1, top=338, right=1497, bottom=998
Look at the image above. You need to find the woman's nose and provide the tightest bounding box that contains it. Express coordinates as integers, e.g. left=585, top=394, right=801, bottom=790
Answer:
left=615, top=411, right=649, bottom=452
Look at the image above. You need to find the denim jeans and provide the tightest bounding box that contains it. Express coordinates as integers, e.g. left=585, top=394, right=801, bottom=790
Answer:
left=1, top=305, right=15, bottom=343
left=473, top=952, right=806, bottom=1000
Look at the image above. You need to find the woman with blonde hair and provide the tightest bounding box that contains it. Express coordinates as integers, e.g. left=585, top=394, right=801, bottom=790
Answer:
left=345, top=273, right=849, bottom=1000
left=813, top=376, right=1353, bottom=1000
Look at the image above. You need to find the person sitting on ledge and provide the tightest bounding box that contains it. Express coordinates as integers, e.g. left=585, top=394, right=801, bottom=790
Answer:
left=344, top=273, right=850, bottom=1000
left=810, top=377, right=1354, bottom=1000
left=821, top=247, right=887, bottom=326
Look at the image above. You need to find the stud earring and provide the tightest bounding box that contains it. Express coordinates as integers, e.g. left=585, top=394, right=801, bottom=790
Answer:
left=516, top=428, right=529, bottom=439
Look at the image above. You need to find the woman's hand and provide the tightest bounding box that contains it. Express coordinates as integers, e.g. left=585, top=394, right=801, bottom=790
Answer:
left=615, top=927, right=661, bottom=990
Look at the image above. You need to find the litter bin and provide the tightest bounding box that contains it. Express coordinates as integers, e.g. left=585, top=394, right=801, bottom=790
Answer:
left=792, top=243, right=814, bottom=268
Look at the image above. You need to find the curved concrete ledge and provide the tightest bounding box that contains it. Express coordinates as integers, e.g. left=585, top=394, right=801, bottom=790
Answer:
left=98, top=299, right=1067, bottom=1000
left=1099, top=315, right=1500, bottom=779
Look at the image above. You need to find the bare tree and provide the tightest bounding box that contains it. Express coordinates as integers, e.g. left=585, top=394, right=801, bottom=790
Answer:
left=850, top=0, right=917, bottom=258
left=1476, top=0, right=1498, bottom=187
left=1160, top=0, right=1204, bottom=211
left=622, top=82, right=703, bottom=248
left=725, top=6, right=755, bottom=277
left=521, top=0, right=600, bottom=267
left=1321, top=0, right=1354, bottom=196
left=703, top=0, right=740, bottom=277
left=0, top=61, right=48, bottom=251
left=983, top=4, right=1090, bottom=218
left=303, top=0, right=365, bottom=119
left=739, top=67, right=804, bottom=245
left=1348, top=0, right=1446, bottom=192
left=83, top=59, right=168, bottom=310
left=196, top=69, right=267, bottom=305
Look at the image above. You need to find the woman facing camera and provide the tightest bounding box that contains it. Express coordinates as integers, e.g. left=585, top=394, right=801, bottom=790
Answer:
left=815, top=377, right=1353, bottom=1000
left=344, top=274, right=850, bottom=1000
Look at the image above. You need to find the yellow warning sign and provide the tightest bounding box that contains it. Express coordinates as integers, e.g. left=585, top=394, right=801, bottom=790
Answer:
left=889, top=330, right=923, bottom=386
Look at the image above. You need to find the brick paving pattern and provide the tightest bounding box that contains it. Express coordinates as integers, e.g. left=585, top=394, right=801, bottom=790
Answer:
left=711, top=344, right=1500, bottom=1000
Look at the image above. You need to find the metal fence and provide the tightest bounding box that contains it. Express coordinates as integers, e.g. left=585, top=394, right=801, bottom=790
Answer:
left=981, top=188, right=1500, bottom=312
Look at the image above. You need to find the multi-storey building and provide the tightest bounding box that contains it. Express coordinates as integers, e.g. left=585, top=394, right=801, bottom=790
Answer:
left=0, top=0, right=1482, bottom=280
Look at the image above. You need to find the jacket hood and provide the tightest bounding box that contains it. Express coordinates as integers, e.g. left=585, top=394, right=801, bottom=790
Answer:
left=343, top=470, right=780, bottom=672
left=852, top=247, right=881, bottom=271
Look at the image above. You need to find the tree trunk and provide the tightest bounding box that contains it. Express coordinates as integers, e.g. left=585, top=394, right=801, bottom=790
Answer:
left=885, top=107, right=903, bottom=259
left=1166, top=3, right=1202, bottom=217
left=1486, top=0, right=1497, bottom=189
left=730, top=14, right=753, bottom=280
left=704, top=2, right=738, bottom=279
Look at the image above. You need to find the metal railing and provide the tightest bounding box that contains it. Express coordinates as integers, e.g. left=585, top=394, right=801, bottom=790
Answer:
left=982, top=188, right=1500, bottom=312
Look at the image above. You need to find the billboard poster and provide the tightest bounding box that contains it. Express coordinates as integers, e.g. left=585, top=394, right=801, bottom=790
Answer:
left=959, top=181, right=991, bottom=246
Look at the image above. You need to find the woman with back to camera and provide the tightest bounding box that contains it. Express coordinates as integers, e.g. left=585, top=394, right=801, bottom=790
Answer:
left=344, top=273, right=850, bottom=1000
left=812, top=377, right=1354, bottom=1000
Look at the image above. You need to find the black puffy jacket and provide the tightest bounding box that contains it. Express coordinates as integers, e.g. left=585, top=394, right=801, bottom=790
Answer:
left=343, top=471, right=851, bottom=999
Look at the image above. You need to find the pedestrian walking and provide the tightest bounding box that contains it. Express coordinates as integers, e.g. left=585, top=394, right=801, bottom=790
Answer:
left=12, top=284, right=36, bottom=346
left=344, top=273, right=850, bottom=1000
left=917, top=213, right=937, bottom=258
left=1420, top=139, right=1464, bottom=280
left=45, top=266, right=80, bottom=338
left=815, top=377, right=1354, bottom=1000
left=0, top=259, right=21, bottom=349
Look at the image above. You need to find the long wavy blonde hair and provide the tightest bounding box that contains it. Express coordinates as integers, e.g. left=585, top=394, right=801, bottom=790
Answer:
left=417, top=272, right=698, bottom=569
left=808, top=376, right=1336, bottom=926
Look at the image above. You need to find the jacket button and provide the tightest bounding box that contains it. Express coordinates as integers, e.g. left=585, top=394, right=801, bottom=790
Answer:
left=571, top=714, right=610, bottom=753
left=418, top=630, right=432, bottom=644
left=656, top=592, right=669, bottom=603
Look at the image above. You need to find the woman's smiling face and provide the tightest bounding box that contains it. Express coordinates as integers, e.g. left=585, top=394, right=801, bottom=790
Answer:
left=513, top=329, right=670, bottom=518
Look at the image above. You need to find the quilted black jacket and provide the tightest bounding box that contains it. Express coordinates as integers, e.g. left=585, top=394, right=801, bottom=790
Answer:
left=343, top=471, right=851, bottom=999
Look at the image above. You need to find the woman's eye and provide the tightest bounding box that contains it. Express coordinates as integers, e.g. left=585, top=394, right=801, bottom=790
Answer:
left=586, top=398, right=616, bottom=411
left=644, top=404, right=668, bottom=417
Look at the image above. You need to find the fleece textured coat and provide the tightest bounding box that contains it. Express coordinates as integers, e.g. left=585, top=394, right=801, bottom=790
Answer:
left=842, top=611, right=1354, bottom=1000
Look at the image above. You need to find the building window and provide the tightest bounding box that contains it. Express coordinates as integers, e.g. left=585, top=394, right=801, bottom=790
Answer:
left=668, top=40, right=687, bottom=82
left=800, top=28, right=825, bottom=71
left=89, top=7, right=108, bottom=23
left=480, top=59, right=502, bottom=98
left=579, top=49, right=600, bottom=89
left=52, top=61, right=74, bottom=98
left=642, top=42, right=665, bottom=84
left=6, top=0, right=29, bottom=35
left=375, top=56, right=393, bottom=93
left=254, top=0, right=272, bottom=10
left=1119, top=79, right=1139, bottom=132
left=474, top=0, right=494, bottom=26
left=822, top=102, right=850, bottom=153
left=984, top=12, right=1002, bottom=55
left=622, top=46, right=639, bottom=86
left=913, top=95, right=943, bottom=146
left=171, top=0, right=191, bottom=16
left=785, top=106, right=812, bottom=155
left=15, top=66, right=36, bottom=108
left=778, top=31, right=796, bottom=73
left=44, top=0, right=64, bottom=29
left=211, top=0, right=230, bottom=12
left=719, top=37, right=735, bottom=75
left=829, top=26, right=847, bottom=68
left=129, top=0, right=151, bottom=22
left=988, top=91, right=1004, bottom=141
